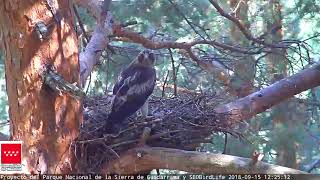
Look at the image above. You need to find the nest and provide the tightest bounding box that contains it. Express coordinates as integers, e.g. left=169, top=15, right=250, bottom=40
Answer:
left=75, top=93, right=239, bottom=173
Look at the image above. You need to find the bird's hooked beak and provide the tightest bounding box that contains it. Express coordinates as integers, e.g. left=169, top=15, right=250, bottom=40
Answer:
left=144, top=50, right=155, bottom=65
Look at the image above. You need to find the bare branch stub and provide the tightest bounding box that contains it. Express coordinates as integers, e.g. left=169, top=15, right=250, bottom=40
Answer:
left=75, top=93, right=238, bottom=173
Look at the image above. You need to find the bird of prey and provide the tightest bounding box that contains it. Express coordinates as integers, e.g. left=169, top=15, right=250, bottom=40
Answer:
left=103, top=49, right=156, bottom=135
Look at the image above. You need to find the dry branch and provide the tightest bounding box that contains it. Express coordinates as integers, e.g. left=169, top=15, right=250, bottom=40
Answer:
left=102, top=147, right=306, bottom=174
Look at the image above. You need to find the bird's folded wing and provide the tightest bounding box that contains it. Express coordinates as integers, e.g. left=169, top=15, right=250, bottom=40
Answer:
left=112, top=73, right=125, bottom=95
left=111, top=72, right=141, bottom=110
left=117, top=72, right=140, bottom=95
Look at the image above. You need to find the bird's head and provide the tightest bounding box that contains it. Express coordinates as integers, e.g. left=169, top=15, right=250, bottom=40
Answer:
left=136, top=49, right=156, bottom=67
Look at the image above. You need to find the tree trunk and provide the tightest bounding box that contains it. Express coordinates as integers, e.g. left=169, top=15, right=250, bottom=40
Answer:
left=228, top=0, right=255, bottom=97
left=0, top=0, right=81, bottom=173
left=264, top=0, right=298, bottom=168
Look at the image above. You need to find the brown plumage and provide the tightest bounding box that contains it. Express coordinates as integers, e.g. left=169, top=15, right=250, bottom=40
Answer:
left=103, top=49, right=156, bottom=134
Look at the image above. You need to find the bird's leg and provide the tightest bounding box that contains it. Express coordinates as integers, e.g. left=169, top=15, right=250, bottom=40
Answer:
left=141, top=100, right=148, bottom=118
left=135, top=100, right=152, bottom=120
left=141, top=100, right=153, bottom=118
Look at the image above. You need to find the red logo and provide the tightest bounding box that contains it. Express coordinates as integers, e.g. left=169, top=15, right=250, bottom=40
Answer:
left=1, top=143, right=21, bottom=164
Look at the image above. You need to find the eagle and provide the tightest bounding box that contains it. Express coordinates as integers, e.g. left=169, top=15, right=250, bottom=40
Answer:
left=103, top=49, right=156, bottom=135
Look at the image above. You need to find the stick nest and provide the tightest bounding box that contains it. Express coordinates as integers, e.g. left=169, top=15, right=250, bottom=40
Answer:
left=75, top=93, right=239, bottom=173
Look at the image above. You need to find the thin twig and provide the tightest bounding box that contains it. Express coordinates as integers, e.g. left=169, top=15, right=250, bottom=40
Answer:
left=168, top=48, right=177, bottom=96
left=162, top=70, right=170, bottom=97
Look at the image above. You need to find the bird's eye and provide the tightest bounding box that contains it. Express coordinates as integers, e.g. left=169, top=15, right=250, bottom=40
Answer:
left=148, top=53, right=155, bottom=62
left=138, top=53, right=144, bottom=62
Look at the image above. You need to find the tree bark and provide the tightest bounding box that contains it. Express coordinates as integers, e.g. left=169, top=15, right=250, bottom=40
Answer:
left=264, top=1, right=298, bottom=168
left=102, top=147, right=306, bottom=174
left=79, top=12, right=113, bottom=87
left=0, top=0, right=81, bottom=173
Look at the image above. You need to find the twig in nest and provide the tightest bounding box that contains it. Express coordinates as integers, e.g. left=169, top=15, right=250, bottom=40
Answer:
left=109, top=140, right=138, bottom=149
left=178, top=117, right=204, bottom=127
left=129, top=118, right=162, bottom=126
left=162, top=70, right=170, bottom=97
left=162, top=94, right=206, bottom=119
left=110, top=130, right=194, bottom=149
left=99, top=141, right=120, bottom=159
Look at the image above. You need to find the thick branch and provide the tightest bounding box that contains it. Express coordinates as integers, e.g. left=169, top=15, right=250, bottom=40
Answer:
left=113, top=26, right=262, bottom=55
left=214, top=63, right=320, bottom=123
left=102, top=147, right=306, bottom=174
left=78, top=12, right=114, bottom=87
